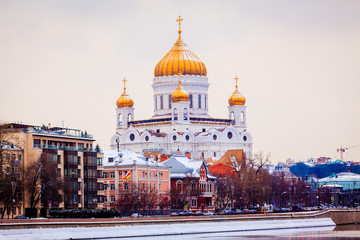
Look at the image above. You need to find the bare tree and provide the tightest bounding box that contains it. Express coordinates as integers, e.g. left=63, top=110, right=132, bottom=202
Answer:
left=214, top=176, right=233, bottom=209
left=26, top=152, right=63, bottom=216
left=0, top=123, right=23, bottom=219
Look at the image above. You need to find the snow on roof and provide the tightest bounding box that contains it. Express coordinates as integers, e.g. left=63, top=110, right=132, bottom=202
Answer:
left=162, top=154, right=211, bottom=178
left=318, top=172, right=360, bottom=182
left=103, top=149, right=166, bottom=167
left=0, top=141, right=22, bottom=150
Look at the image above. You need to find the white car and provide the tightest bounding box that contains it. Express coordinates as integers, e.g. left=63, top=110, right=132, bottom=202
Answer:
left=203, top=211, right=214, bottom=216
left=131, top=213, right=143, bottom=218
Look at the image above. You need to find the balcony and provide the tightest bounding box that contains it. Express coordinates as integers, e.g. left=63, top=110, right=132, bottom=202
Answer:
left=25, top=127, right=94, bottom=139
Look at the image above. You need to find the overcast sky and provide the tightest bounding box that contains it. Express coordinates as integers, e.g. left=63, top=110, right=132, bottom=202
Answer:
left=1, top=0, right=359, bottom=163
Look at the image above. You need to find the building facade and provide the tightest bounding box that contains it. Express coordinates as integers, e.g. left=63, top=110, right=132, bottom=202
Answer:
left=110, top=17, right=252, bottom=161
left=1, top=123, right=103, bottom=217
left=162, top=154, right=215, bottom=211
left=98, top=149, right=171, bottom=210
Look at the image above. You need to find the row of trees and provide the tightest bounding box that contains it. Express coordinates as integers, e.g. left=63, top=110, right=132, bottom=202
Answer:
left=213, top=152, right=320, bottom=210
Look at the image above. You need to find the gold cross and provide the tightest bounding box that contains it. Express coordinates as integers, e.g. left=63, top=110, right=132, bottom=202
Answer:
left=234, top=75, right=239, bottom=89
left=122, top=77, right=127, bottom=91
left=176, top=16, right=183, bottom=31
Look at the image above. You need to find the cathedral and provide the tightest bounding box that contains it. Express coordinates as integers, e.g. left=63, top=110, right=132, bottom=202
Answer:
left=110, top=17, right=253, bottom=161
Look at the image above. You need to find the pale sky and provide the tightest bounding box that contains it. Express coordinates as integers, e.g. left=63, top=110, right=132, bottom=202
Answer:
left=1, top=0, right=359, bottom=163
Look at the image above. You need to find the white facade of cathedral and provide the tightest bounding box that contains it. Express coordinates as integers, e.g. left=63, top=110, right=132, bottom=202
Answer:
left=110, top=17, right=253, bottom=161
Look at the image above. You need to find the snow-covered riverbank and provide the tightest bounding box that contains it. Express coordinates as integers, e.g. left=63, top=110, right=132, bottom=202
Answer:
left=0, top=218, right=337, bottom=240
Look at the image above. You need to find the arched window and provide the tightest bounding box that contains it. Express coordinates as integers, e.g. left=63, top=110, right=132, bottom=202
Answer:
left=118, top=114, right=122, bottom=126
left=240, top=111, right=245, bottom=123
left=205, top=95, right=207, bottom=110
left=230, top=112, right=235, bottom=124
left=160, top=95, right=163, bottom=110
left=168, top=94, right=172, bottom=109
left=198, top=95, right=201, bottom=109
left=189, top=94, right=193, bottom=108
left=173, top=108, right=178, bottom=120
left=127, top=113, right=132, bottom=123
left=184, top=108, right=188, bottom=120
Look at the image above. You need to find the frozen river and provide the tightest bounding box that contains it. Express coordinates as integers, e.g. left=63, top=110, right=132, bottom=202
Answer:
left=1, top=218, right=359, bottom=240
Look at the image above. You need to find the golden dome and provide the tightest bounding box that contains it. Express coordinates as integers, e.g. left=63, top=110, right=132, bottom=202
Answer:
left=116, top=78, right=134, bottom=108
left=228, top=76, right=246, bottom=106
left=171, top=73, right=189, bottom=102
left=154, top=16, right=207, bottom=78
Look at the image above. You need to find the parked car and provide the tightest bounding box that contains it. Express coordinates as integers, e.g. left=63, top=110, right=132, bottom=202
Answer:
left=179, top=211, right=191, bottom=216
left=203, top=210, right=214, bottom=216
left=248, top=209, right=257, bottom=214
left=131, top=213, right=143, bottom=218
left=243, top=208, right=250, bottom=213
left=235, top=209, right=244, bottom=214
left=170, top=212, right=179, bottom=216
left=225, top=209, right=234, bottom=214
left=217, top=210, right=226, bottom=215
left=194, top=211, right=203, bottom=215
left=14, top=215, right=27, bottom=219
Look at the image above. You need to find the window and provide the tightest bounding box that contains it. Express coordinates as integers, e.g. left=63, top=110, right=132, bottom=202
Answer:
left=110, top=172, right=115, bottom=178
left=191, top=199, right=197, bottom=207
left=109, top=157, right=113, bottom=163
left=159, top=184, right=161, bottom=190
left=5, top=154, right=10, bottom=162
left=160, top=95, right=163, bottom=109
left=110, top=184, right=115, bottom=190
left=118, top=113, right=122, bottom=125
left=228, top=132, right=233, bottom=139
left=173, top=108, right=178, bottom=120
left=168, top=94, right=172, bottom=109
left=143, top=183, right=146, bottom=190
left=130, top=134, right=135, bottom=141
left=198, top=95, right=201, bottom=109
left=143, top=172, right=146, bottom=178
left=103, top=172, right=108, bottom=178
left=189, top=94, right=193, bottom=108
left=110, top=197, right=115, bottom=202
left=124, top=183, right=129, bottom=190
left=205, top=95, right=207, bottom=109
left=184, top=108, right=188, bottom=120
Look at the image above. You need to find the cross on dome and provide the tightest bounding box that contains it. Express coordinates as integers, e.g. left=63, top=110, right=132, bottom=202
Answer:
left=177, top=15, right=183, bottom=35
left=234, top=75, right=239, bottom=89
left=122, top=78, right=127, bottom=91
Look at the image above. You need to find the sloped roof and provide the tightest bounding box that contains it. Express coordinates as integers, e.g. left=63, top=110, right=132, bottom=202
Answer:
left=0, top=141, right=22, bottom=150
left=162, top=154, right=215, bottom=179
left=211, top=149, right=245, bottom=167
left=103, top=149, right=166, bottom=167
left=319, top=172, right=360, bottom=182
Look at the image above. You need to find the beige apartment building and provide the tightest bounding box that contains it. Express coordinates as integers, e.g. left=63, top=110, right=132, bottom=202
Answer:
left=0, top=123, right=103, bottom=217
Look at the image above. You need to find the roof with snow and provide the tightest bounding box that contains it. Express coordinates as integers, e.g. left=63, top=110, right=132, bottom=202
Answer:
left=162, top=154, right=215, bottom=179
left=318, top=172, right=360, bottom=183
left=103, top=149, right=167, bottom=167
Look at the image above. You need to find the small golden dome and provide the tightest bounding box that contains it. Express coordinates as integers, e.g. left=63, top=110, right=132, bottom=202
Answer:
left=228, top=76, right=246, bottom=106
left=171, top=73, right=189, bottom=102
left=116, top=78, right=134, bottom=108
left=154, top=16, right=207, bottom=78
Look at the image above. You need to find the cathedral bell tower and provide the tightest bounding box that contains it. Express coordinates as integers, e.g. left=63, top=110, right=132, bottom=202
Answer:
left=228, top=76, right=247, bottom=129
left=171, top=72, right=190, bottom=123
left=116, top=78, right=134, bottom=129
